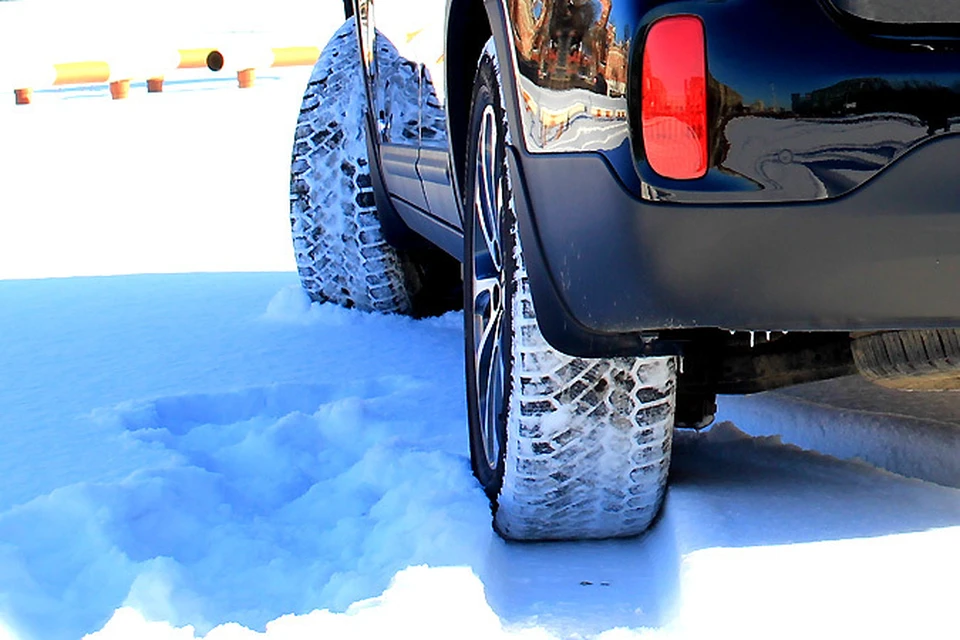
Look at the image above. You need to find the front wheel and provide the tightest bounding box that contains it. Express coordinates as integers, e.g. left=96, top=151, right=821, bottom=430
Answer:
left=290, top=19, right=461, bottom=317
left=463, top=42, right=678, bottom=541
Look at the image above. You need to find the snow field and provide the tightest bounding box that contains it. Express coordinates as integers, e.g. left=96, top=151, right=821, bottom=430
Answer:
left=0, top=278, right=488, bottom=638
left=719, top=377, right=960, bottom=488
left=2, top=279, right=959, bottom=640
left=0, top=80, right=306, bottom=280
left=0, top=0, right=343, bottom=281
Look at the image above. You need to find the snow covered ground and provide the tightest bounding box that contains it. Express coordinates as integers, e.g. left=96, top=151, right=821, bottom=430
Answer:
left=4, top=274, right=959, bottom=640
left=1, top=3, right=959, bottom=639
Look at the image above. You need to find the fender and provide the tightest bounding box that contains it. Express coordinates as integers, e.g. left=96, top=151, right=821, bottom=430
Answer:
left=469, top=0, right=642, bottom=354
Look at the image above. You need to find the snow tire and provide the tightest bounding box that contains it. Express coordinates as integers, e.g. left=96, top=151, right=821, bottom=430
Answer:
left=464, top=41, right=678, bottom=541
left=290, top=20, right=461, bottom=317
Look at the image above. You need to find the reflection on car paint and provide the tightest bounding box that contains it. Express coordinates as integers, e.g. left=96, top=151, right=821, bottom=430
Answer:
left=631, top=1, right=960, bottom=203
left=721, top=114, right=928, bottom=201
left=649, top=72, right=960, bottom=203
left=507, top=0, right=631, bottom=152
left=375, top=34, right=422, bottom=145
left=518, top=75, right=629, bottom=150
left=421, top=65, right=448, bottom=149
left=357, top=0, right=448, bottom=147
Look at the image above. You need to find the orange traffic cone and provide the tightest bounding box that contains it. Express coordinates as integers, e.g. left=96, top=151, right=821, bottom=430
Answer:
left=237, top=68, right=255, bottom=89
left=109, top=79, right=131, bottom=100
left=14, top=88, right=32, bottom=105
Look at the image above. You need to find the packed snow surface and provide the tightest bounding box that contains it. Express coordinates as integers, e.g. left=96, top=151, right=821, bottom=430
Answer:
left=1, top=3, right=959, bottom=639
left=3, top=277, right=959, bottom=640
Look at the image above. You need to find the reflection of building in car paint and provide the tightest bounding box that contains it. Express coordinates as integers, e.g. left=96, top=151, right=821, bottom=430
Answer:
left=605, top=34, right=628, bottom=98
left=518, top=75, right=629, bottom=150
left=789, top=78, right=960, bottom=135
left=510, top=0, right=629, bottom=98
left=666, top=75, right=960, bottom=202
left=508, top=0, right=631, bottom=152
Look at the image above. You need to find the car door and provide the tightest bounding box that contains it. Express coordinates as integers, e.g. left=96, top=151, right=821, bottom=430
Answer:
left=357, top=0, right=429, bottom=212
left=406, top=7, right=463, bottom=232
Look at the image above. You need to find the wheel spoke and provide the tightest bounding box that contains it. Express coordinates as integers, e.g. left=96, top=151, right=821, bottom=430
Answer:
left=474, top=276, right=502, bottom=376
left=475, top=109, right=502, bottom=272
left=476, top=293, right=503, bottom=469
left=484, top=333, right=504, bottom=466
left=474, top=209, right=500, bottom=278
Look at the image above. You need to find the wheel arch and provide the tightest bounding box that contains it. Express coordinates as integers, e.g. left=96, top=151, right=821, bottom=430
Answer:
left=445, top=0, right=494, bottom=209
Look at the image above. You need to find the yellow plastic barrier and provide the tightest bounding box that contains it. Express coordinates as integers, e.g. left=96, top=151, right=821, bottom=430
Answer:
left=203, top=46, right=319, bottom=88
left=53, top=61, right=111, bottom=86
left=12, top=45, right=321, bottom=103
left=271, top=46, right=320, bottom=67
left=178, top=49, right=217, bottom=69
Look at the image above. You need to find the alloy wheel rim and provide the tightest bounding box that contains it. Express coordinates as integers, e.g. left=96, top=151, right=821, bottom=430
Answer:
left=473, top=103, right=506, bottom=472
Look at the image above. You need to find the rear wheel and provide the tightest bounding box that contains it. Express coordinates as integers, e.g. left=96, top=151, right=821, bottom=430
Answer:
left=854, top=329, right=960, bottom=390
left=463, top=42, right=678, bottom=541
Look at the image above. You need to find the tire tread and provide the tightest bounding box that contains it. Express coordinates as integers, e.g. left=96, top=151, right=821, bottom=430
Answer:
left=853, top=329, right=960, bottom=390
left=289, top=21, right=411, bottom=314
left=494, top=229, right=676, bottom=540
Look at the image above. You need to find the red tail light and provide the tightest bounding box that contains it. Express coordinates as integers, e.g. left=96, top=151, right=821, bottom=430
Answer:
left=641, top=16, right=708, bottom=180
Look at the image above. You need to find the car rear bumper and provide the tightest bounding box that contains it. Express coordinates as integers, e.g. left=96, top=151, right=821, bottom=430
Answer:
left=509, top=134, right=960, bottom=356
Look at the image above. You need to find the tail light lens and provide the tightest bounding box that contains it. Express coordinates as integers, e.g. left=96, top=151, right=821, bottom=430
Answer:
left=641, top=16, right=708, bottom=180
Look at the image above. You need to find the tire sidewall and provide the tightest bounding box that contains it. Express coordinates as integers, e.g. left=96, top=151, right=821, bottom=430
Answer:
left=464, top=51, right=514, bottom=497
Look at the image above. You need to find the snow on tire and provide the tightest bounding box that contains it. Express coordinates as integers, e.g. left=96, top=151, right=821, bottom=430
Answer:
left=497, top=243, right=678, bottom=541
left=289, top=20, right=411, bottom=314
left=465, top=41, right=677, bottom=541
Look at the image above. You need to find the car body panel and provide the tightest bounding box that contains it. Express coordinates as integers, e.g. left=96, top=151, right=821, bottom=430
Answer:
left=354, top=0, right=960, bottom=347
left=355, top=1, right=458, bottom=226
left=500, top=0, right=960, bottom=204
left=637, top=0, right=960, bottom=204
left=513, top=135, right=960, bottom=351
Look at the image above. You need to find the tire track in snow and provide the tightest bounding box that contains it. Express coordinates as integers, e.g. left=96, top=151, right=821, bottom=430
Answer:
left=1, top=375, right=492, bottom=638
